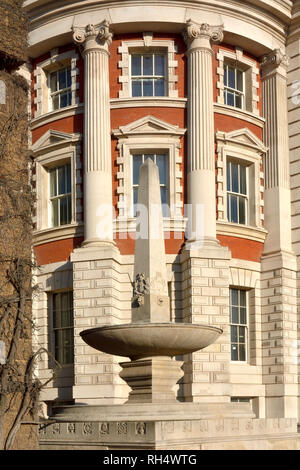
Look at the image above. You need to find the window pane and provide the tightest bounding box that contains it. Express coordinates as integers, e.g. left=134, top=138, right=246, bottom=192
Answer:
left=154, top=79, right=165, bottom=96
left=224, top=65, right=228, bottom=86
left=235, top=93, right=242, bottom=109
left=231, top=163, right=239, bottom=193
left=58, top=165, right=66, bottom=195
left=226, top=91, right=234, bottom=107
left=143, top=80, right=153, bottom=96
left=60, top=196, right=68, bottom=225
left=66, top=68, right=72, bottom=88
left=133, top=155, right=142, bottom=185
left=230, top=195, right=238, bottom=223
left=237, top=70, right=243, bottom=91
left=239, top=344, right=246, bottom=361
left=240, top=165, right=247, bottom=194
left=50, top=169, right=57, bottom=197
left=228, top=67, right=235, bottom=88
left=66, top=164, right=71, bottom=193
left=132, top=80, right=142, bottom=97
left=160, top=186, right=167, bottom=205
left=51, top=199, right=58, bottom=227
left=231, top=306, right=239, bottom=324
left=143, top=55, right=153, bottom=75
left=156, top=154, right=167, bottom=184
left=240, top=290, right=246, bottom=307
left=231, top=344, right=238, bottom=361
left=50, top=72, right=57, bottom=92
left=239, top=196, right=246, bottom=224
left=58, top=69, right=67, bottom=90
left=231, top=288, right=239, bottom=306
left=131, top=55, right=141, bottom=76
left=238, top=326, right=246, bottom=342
left=231, top=325, right=238, bottom=343
left=240, top=307, right=247, bottom=325
left=227, top=162, right=231, bottom=191
left=155, top=55, right=165, bottom=76
left=133, top=188, right=138, bottom=216
left=60, top=92, right=69, bottom=108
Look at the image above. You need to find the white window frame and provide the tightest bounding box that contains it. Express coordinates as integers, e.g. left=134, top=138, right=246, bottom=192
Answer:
left=118, top=33, right=178, bottom=99
left=216, top=47, right=260, bottom=115
left=113, top=115, right=185, bottom=233
left=229, top=287, right=249, bottom=363
left=52, top=290, right=74, bottom=366
left=216, top=128, right=266, bottom=230
left=34, top=48, right=79, bottom=118
left=32, top=130, right=83, bottom=237
left=130, top=52, right=167, bottom=98
left=49, top=163, right=72, bottom=228
left=131, top=151, right=169, bottom=217
left=48, top=66, right=72, bottom=112
left=223, top=64, right=245, bottom=109
left=226, top=159, right=249, bottom=225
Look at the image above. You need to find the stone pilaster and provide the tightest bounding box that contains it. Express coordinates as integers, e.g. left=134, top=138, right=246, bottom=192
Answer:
left=183, top=21, right=223, bottom=246
left=73, top=21, right=113, bottom=246
left=181, top=21, right=231, bottom=403
left=260, top=49, right=298, bottom=418
left=180, top=245, right=232, bottom=403
left=71, top=246, right=131, bottom=405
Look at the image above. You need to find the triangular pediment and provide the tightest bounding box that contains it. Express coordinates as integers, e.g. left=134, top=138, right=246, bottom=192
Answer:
left=217, top=128, right=267, bottom=152
left=113, top=115, right=186, bottom=136
left=32, top=130, right=80, bottom=153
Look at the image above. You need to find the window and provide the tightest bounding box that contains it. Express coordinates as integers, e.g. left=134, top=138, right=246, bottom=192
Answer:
left=132, top=153, right=168, bottom=216
left=223, top=65, right=244, bottom=109
left=53, top=291, right=74, bottom=365
left=49, top=67, right=72, bottom=111
left=131, top=53, right=166, bottom=97
left=49, top=163, right=72, bottom=227
left=227, top=160, right=247, bottom=224
left=230, top=288, right=248, bottom=362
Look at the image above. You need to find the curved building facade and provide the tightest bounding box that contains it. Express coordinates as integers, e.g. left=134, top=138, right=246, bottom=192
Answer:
left=25, top=0, right=300, bottom=423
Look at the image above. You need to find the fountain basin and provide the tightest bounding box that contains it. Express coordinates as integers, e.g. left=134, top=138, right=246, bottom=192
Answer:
left=80, top=323, right=222, bottom=361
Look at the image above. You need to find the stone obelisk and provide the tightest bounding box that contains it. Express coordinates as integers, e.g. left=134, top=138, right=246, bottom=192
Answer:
left=132, top=158, right=170, bottom=323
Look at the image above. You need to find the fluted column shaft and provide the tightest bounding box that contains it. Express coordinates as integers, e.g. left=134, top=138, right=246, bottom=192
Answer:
left=184, top=22, right=223, bottom=246
left=73, top=22, right=113, bottom=245
left=261, top=50, right=292, bottom=254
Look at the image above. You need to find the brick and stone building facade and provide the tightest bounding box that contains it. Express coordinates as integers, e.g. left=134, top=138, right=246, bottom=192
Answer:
left=25, top=0, right=300, bottom=428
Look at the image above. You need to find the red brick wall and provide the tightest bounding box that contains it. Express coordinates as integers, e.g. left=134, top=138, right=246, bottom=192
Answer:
left=32, top=36, right=264, bottom=265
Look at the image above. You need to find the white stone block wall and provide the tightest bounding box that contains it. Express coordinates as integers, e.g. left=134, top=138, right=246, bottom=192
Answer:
left=180, top=246, right=232, bottom=403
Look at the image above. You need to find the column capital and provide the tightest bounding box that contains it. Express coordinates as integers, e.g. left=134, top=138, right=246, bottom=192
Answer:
left=72, top=20, right=113, bottom=53
left=183, top=20, right=224, bottom=50
left=260, top=48, right=289, bottom=75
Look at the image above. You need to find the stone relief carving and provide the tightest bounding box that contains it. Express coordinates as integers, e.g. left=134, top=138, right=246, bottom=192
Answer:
left=100, top=422, right=110, bottom=435
left=117, top=422, right=128, bottom=435
left=133, top=272, right=150, bottom=306
left=82, top=422, right=93, bottom=434
left=67, top=423, right=76, bottom=434
left=135, top=422, right=146, bottom=435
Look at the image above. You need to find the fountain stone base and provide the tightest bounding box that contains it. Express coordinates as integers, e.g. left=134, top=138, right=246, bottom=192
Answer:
left=119, top=357, right=184, bottom=404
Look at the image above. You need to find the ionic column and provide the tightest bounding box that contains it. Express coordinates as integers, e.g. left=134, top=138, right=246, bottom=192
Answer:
left=73, top=21, right=113, bottom=246
left=261, top=49, right=298, bottom=418
left=183, top=21, right=223, bottom=247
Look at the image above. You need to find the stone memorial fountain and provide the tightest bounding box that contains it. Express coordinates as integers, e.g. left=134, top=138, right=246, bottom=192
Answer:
left=80, top=158, right=222, bottom=404
left=41, top=159, right=298, bottom=449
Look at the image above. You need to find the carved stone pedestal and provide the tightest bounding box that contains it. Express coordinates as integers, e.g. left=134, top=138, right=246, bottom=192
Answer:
left=119, top=357, right=184, bottom=403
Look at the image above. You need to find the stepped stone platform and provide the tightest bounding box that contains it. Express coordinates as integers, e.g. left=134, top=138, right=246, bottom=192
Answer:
left=39, top=403, right=300, bottom=450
